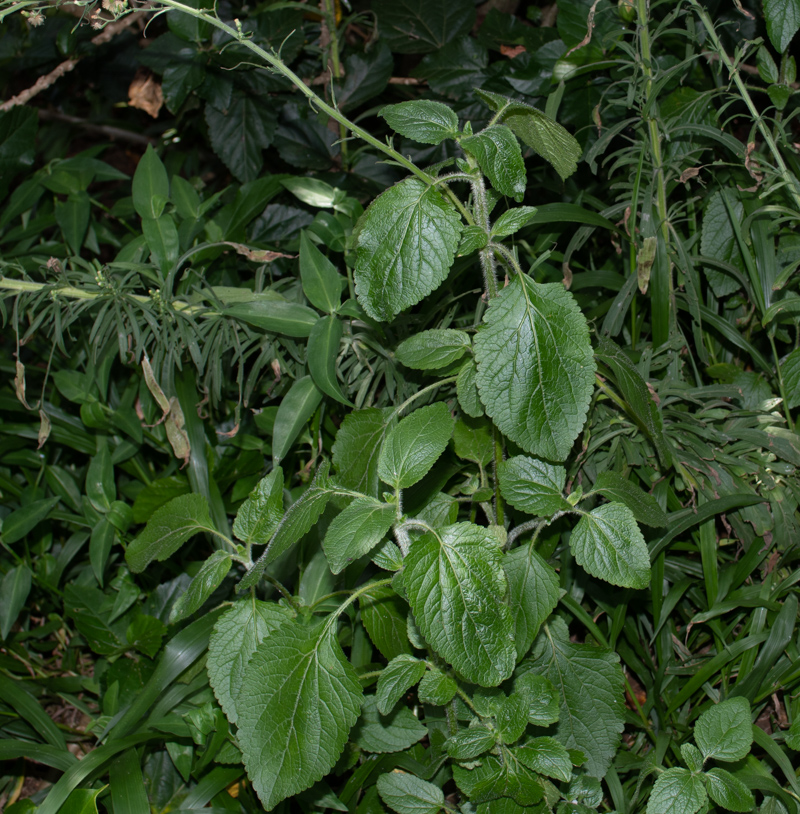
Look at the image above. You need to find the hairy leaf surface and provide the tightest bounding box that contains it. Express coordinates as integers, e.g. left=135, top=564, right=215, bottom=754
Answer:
left=646, top=768, right=707, bottom=814
left=126, top=494, right=213, bottom=573
left=504, top=541, right=560, bottom=659
left=395, top=329, right=471, bottom=370
left=380, top=100, right=459, bottom=144
left=523, top=618, right=624, bottom=777
left=570, top=504, right=651, bottom=590
left=323, top=497, right=396, bottom=574
left=476, top=89, right=581, bottom=180
left=694, top=697, right=752, bottom=762
left=474, top=275, right=594, bottom=461
left=378, top=402, right=454, bottom=490
left=461, top=125, right=526, bottom=199
left=207, top=598, right=293, bottom=725
left=238, top=619, right=362, bottom=809
left=355, top=178, right=462, bottom=321
left=404, top=522, right=514, bottom=686
left=498, top=455, right=570, bottom=517
left=376, top=655, right=426, bottom=715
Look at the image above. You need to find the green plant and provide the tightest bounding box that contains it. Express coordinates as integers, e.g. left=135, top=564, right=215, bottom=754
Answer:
left=2, top=1, right=800, bottom=813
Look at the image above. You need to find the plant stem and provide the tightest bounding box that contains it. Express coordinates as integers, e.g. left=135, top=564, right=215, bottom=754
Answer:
left=390, top=376, right=458, bottom=419
left=0, top=277, right=203, bottom=314
left=470, top=174, right=498, bottom=298
left=331, top=577, right=394, bottom=620
left=321, top=0, right=349, bottom=169
left=636, top=0, right=674, bottom=345
left=138, top=0, right=433, bottom=185
left=689, top=0, right=800, bottom=214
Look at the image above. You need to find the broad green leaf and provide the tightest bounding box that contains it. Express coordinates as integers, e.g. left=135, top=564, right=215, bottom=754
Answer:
left=787, top=716, right=800, bottom=749
left=207, top=598, right=292, bottom=725
left=360, top=583, right=413, bottom=660
left=646, top=768, right=707, bottom=814
left=333, top=408, right=393, bottom=497
left=681, top=743, right=704, bottom=773
left=492, top=206, right=538, bottom=239
left=354, top=177, right=463, bottom=322
left=455, top=751, right=543, bottom=806
left=0, top=565, right=32, bottom=639
left=516, top=737, right=572, bottom=783
left=272, top=376, right=323, bottom=463
left=496, top=692, right=528, bottom=743
left=705, top=768, right=755, bottom=812
left=404, top=522, right=515, bottom=686
left=233, top=467, right=284, bottom=546
left=781, top=347, right=800, bottom=409
left=132, top=144, right=170, bottom=219
left=380, top=101, right=459, bottom=145
left=376, top=0, right=476, bottom=53
left=474, top=274, right=594, bottom=461
left=376, top=772, right=445, bottom=814
left=132, top=475, right=190, bottom=523
left=504, top=541, right=560, bottom=660
left=378, top=402, right=454, bottom=490
left=475, top=89, right=581, bottom=181
left=2, top=497, right=60, bottom=545
left=395, top=329, right=471, bottom=370
left=522, top=617, right=624, bottom=777
left=417, top=669, right=457, bottom=705
left=308, top=316, right=351, bottom=405
left=170, top=551, right=232, bottom=623
left=694, top=697, right=752, bottom=762
left=764, top=0, right=800, bottom=52
left=593, top=471, right=667, bottom=527
left=498, top=455, right=571, bottom=517
left=300, top=231, right=344, bottom=313
left=125, top=614, right=167, bottom=658
left=461, top=125, right=526, bottom=200
left=142, top=213, right=180, bottom=274
left=323, top=497, right=396, bottom=574
left=376, top=654, right=426, bottom=715
left=225, top=300, right=319, bottom=337
left=125, top=494, right=213, bottom=573
left=444, top=726, right=496, bottom=760
left=700, top=190, right=745, bottom=297
left=239, top=462, right=338, bottom=589
left=238, top=619, right=362, bottom=809
left=570, top=504, right=651, bottom=590
left=353, top=694, right=427, bottom=754
left=458, top=224, right=489, bottom=255
left=205, top=91, right=278, bottom=183
left=413, top=37, right=489, bottom=99
left=453, top=415, right=494, bottom=467
left=333, top=41, right=393, bottom=111
left=514, top=673, right=559, bottom=726
left=457, top=359, right=483, bottom=417
left=55, top=192, right=90, bottom=254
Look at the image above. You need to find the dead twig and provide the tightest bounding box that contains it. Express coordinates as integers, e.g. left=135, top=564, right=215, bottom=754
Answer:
left=0, top=8, right=147, bottom=112
left=37, top=108, right=156, bottom=145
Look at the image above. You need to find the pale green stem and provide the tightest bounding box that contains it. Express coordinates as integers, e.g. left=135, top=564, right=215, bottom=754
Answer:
left=390, top=376, right=458, bottom=419
left=689, top=0, right=800, bottom=215
left=131, top=0, right=433, bottom=185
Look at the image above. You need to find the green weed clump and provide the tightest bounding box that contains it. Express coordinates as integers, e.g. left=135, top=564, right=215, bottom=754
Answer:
left=0, top=1, right=799, bottom=812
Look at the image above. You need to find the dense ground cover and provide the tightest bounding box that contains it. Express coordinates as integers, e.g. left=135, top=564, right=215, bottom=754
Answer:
left=1, top=0, right=800, bottom=811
